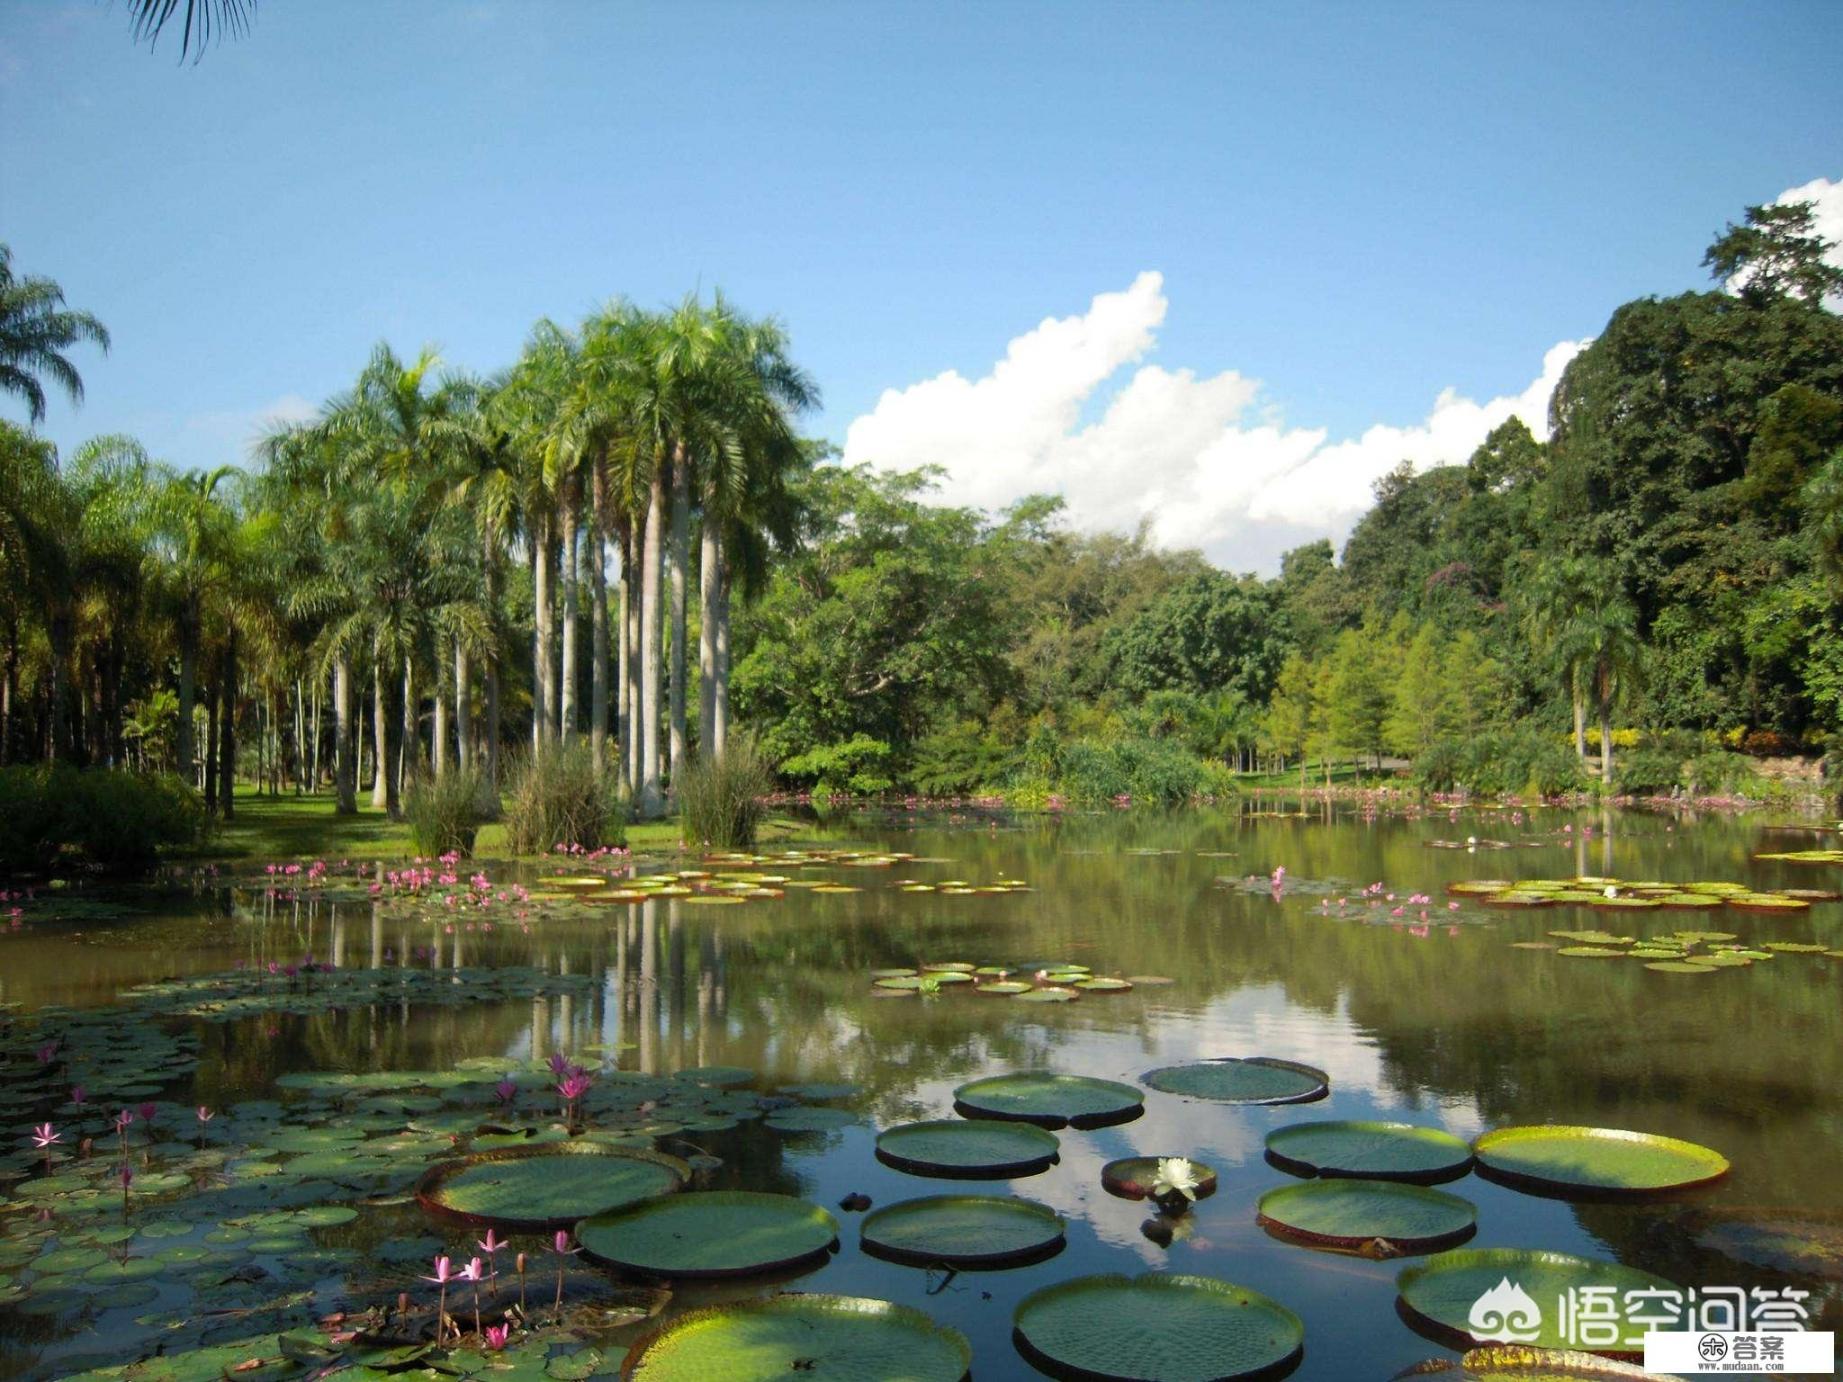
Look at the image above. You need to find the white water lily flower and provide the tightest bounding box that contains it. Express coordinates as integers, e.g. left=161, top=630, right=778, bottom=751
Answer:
left=1150, top=1157, right=1201, bottom=1202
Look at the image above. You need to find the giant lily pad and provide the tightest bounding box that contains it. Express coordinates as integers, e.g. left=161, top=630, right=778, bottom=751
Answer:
left=417, top=1144, right=687, bottom=1230
left=1394, top=1347, right=1675, bottom=1379
left=1100, top=1156, right=1219, bottom=1202
left=577, top=1190, right=838, bottom=1278
left=1266, top=1120, right=1473, bottom=1182
left=860, top=1194, right=1065, bottom=1266
left=1473, top=1126, right=1728, bottom=1195
left=1143, top=1057, right=1329, bottom=1105
left=1013, top=1273, right=1304, bottom=1381
left=622, top=1294, right=971, bottom=1381
left=875, top=1119, right=1060, bottom=1178
left=952, top=1073, right=1143, bottom=1128
left=1397, top=1248, right=1681, bottom=1351
left=1257, top=1179, right=1477, bottom=1253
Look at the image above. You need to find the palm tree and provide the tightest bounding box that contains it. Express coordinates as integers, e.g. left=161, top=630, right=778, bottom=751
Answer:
left=1582, top=587, right=1643, bottom=781
left=0, top=423, right=66, bottom=761
left=149, top=465, right=237, bottom=782
left=123, top=0, right=255, bottom=58
left=1519, top=554, right=1596, bottom=761
left=0, top=246, right=110, bottom=425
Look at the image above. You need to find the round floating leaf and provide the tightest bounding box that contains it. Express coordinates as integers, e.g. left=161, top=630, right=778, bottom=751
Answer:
left=977, top=981, right=1033, bottom=995
left=1473, top=1126, right=1729, bottom=1195
left=1014, top=986, right=1080, bottom=1003
left=1013, top=1272, right=1304, bottom=1381
left=920, top=962, right=974, bottom=973
left=1074, top=977, right=1133, bottom=992
left=622, top=1294, right=971, bottom=1381
left=870, top=968, right=916, bottom=979
left=1125, top=975, right=1176, bottom=985
left=874, top=976, right=924, bottom=991
left=1397, top=1248, right=1681, bottom=1350
left=1645, top=961, right=1716, bottom=973
left=1100, top=1156, right=1218, bottom=1201
left=1143, top=1058, right=1329, bottom=1106
left=1265, top=1120, right=1473, bottom=1182
left=860, top=1194, right=1065, bottom=1266
left=1257, top=1179, right=1476, bottom=1253
left=577, top=1190, right=838, bottom=1278
left=875, top=1119, right=1060, bottom=1178
left=1555, top=947, right=1627, bottom=958
left=953, top=1073, right=1144, bottom=1129
left=418, top=1144, right=687, bottom=1230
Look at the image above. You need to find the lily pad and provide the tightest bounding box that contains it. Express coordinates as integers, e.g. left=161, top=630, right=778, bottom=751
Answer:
left=1472, top=1126, right=1729, bottom=1195
left=1265, top=1121, right=1473, bottom=1182
left=576, top=1190, right=838, bottom=1278
left=1100, top=1156, right=1219, bottom=1202
left=860, top=1194, right=1065, bottom=1266
left=1397, top=1347, right=1675, bottom=1379
left=1257, top=1179, right=1477, bottom=1253
left=622, top=1294, right=971, bottom=1381
left=1013, top=1272, right=1305, bottom=1381
left=1142, top=1058, right=1329, bottom=1106
left=417, top=1144, right=687, bottom=1229
left=875, top=1119, right=1060, bottom=1178
left=1397, top=1248, right=1681, bottom=1350
left=952, top=1073, right=1144, bottom=1129
left=1014, top=986, right=1080, bottom=1003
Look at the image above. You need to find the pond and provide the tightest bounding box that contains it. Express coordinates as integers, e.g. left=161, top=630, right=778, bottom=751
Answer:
left=2, top=800, right=1840, bottom=1380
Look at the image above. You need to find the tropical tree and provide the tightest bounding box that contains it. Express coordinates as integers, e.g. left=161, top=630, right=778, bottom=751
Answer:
left=149, top=465, right=237, bottom=781
left=0, top=245, right=110, bottom=425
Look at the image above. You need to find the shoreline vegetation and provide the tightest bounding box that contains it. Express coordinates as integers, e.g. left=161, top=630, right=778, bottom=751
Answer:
left=5, top=200, right=1843, bottom=873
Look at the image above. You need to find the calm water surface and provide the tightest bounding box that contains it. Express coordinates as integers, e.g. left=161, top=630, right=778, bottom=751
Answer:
left=3, top=801, right=1840, bottom=1379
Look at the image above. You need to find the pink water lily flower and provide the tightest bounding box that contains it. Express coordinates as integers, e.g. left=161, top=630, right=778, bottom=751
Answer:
left=484, top=1324, right=511, bottom=1351
left=459, top=1256, right=485, bottom=1282
left=557, top=1072, right=593, bottom=1103
left=31, top=1123, right=60, bottom=1149
left=551, top=1230, right=579, bottom=1257
left=422, top=1255, right=455, bottom=1284
left=476, top=1229, right=505, bottom=1257
left=197, top=1106, right=214, bottom=1123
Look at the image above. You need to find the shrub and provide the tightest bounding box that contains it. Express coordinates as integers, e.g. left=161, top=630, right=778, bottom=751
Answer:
left=678, top=735, right=774, bottom=848
left=503, top=743, right=626, bottom=855
left=405, top=767, right=487, bottom=857
left=1686, top=750, right=1756, bottom=796
left=1410, top=728, right=1588, bottom=799
left=1057, top=735, right=1204, bottom=806
left=779, top=735, right=895, bottom=797
left=1740, top=728, right=1799, bottom=757
left=0, top=765, right=207, bottom=874
left=1614, top=748, right=1687, bottom=796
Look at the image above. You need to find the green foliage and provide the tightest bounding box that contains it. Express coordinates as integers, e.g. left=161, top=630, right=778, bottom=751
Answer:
left=1613, top=748, right=1686, bottom=796
left=1409, top=729, right=1587, bottom=798
left=503, top=743, right=626, bottom=854
left=779, top=734, right=895, bottom=797
left=1057, top=735, right=1204, bottom=806
left=1101, top=570, right=1290, bottom=705
left=678, top=736, right=773, bottom=847
left=0, top=766, right=206, bottom=873
left=404, top=767, right=486, bottom=857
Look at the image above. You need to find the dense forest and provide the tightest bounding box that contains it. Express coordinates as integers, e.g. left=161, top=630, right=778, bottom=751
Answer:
left=2, top=199, right=1841, bottom=831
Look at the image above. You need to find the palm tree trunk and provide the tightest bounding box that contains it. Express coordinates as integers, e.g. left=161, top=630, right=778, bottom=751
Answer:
left=371, top=659, right=389, bottom=809
left=532, top=512, right=553, bottom=747
left=625, top=529, right=642, bottom=795
left=385, top=664, right=403, bottom=821
left=46, top=612, right=71, bottom=764
left=400, top=659, right=417, bottom=792
left=669, top=451, right=690, bottom=786
left=698, top=521, right=718, bottom=754
left=433, top=666, right=449, bottom=776
left=1598, top=676, right=1614, bottom=782
left=334, top=656, right=356, bottom=813
left=640, top=462, right=666, bottom=817
left=559, top=487, right=579, bottom=739
left=219, top=628, right=237, bottom=820
left=589, top=491, right=610, bottom=775
left=713, top=564, right=731, bottom=755
left=482, top=533, right=501, bottom=790
left=204, top=675, right=219, bottom=814
left=616, top=555, right=630, bottom=782
left=454, top=637, right=472, bottom=772
left=1572, top=669, right=1587, bottom=760
left=177, top=602, right=199, bottom=778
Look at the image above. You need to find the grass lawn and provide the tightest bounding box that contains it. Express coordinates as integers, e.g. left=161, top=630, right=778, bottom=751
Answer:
left=202, top=787, right=697, bottom=864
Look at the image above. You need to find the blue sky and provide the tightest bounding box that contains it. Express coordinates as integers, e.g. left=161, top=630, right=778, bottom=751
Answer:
left=2, top=1, right=1839, bottom=569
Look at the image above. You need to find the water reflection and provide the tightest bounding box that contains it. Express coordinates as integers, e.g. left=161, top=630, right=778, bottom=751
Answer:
left=2, top=802, right=1839, bottom=1379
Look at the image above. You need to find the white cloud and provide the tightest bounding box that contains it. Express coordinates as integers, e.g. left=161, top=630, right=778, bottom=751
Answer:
left=843, top=274, right=1584, bottom=573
